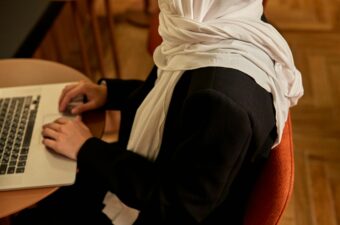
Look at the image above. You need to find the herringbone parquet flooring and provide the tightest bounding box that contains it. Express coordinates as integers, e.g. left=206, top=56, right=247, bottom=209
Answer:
left=265, top=0, right=340, bottom=225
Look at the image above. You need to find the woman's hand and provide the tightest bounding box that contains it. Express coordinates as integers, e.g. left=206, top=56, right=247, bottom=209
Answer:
left=59, top=80, right=107, bottom=114
left=42, top=116, right=93, bottom=160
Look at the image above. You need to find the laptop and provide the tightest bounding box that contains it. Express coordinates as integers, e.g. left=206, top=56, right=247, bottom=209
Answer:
left=0, top=82, right=78, bottom=191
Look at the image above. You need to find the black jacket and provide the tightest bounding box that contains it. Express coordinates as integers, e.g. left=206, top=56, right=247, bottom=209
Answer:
left=78, top=66, right=277, bottom=225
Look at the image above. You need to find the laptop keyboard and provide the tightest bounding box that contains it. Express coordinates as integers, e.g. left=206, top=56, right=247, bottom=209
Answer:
left=0, top=96, right=40, bottom=175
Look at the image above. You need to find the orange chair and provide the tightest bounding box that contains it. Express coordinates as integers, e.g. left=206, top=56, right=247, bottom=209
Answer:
left=147, top=11, right=163, bottom=55
left=244, top=113, right=294, bottom=225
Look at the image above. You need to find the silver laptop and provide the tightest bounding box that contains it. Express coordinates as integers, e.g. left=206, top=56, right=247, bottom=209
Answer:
left=0, top=82, right=78, bottom=191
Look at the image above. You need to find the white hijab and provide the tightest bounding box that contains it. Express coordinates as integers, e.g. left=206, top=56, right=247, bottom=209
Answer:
left=103, top=0, right=304, bottom=223
left=128, top=0, right=303, bottom=159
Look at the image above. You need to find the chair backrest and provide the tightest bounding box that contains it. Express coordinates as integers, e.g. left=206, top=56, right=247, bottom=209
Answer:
left=244, top=113, right=294, bottom=225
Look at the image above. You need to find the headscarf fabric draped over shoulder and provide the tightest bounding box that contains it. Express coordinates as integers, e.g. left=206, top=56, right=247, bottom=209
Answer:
left=130, top=0, right=303, bottom=159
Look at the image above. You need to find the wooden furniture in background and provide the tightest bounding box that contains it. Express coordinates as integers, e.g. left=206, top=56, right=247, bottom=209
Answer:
left=71, top=0, right=121, bottom=79
left=35, top=0, right=121, bottom=80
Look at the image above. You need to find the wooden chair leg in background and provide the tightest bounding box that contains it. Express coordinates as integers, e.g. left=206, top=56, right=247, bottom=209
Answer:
left=71, top=1, right=93, bottom=78
left=70, top=0, right=121, bottom=80
left=105, top=0, right=121, bottom=79
left=87, top=0, right=106, bottom=78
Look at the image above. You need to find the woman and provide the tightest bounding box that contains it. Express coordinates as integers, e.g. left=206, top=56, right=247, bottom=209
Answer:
left=13, top=0, right=303, bottom=225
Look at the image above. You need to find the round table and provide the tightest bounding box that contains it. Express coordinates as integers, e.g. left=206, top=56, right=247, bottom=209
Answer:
left=0, top=59, right=105, bottom=219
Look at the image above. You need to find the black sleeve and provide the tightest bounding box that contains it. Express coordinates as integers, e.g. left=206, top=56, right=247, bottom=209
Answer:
left=98, top=66, right=158, bottom=110
left=77, top=90, right=252, bottom=224
left=98, top=78, right=144, bottom=110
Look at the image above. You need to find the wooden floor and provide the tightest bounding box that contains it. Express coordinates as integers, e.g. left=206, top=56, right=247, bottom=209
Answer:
left=35, top=0, right=340, bottom=224
left=266, top=0, right=340, bottom=225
